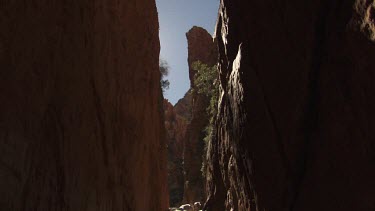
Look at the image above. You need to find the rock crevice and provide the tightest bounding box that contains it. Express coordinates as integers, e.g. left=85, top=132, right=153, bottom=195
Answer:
left=165, top=26, right=218, bottom=207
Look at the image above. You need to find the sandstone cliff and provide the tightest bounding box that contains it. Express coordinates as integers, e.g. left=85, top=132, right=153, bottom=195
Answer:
left=164, top=94, right=192, bottom=206
left=205, top=0, right=375, bottom=210
left=0, top=1, right=167, bottom=210
left=182, top=26, right=218, bottom=204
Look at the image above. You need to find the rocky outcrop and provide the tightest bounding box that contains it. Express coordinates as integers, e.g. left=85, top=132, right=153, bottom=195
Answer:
left=0, top=1, right=167, bottom=210
left=164, top=26, right=217, bottom=207
left=205, top=0, right=375, bottom=210
left=164, top=94, right=192, bottom=207
left=186, top=26, right=219, bottom=88
left=182, top=26, right=218, bottom=204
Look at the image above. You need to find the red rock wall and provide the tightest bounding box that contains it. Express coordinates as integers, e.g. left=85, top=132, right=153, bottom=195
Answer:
left=205, top=0, right=375, bottom=210
left=0, top=0, right=167, bottom=210
left=165, top=27, right=218, bottom=207
left=164, top=96, right=191, bottom=206
left=183, top=26, right=217, bottom=204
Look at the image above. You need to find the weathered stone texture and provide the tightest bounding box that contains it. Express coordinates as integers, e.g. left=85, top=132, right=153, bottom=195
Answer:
left=164, top=96, right=191, bottom=207
left=183, top=26, right=217, bottom=205
left=205, top=0, right=375, bottom=210
left=0, top=0, right=167, bottom=210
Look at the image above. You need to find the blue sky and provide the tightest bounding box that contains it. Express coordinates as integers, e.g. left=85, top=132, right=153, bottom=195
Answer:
left=156, top=0, right=220, bottom=105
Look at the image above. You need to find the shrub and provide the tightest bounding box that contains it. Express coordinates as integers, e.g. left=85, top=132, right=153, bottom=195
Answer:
left=160, top=59, right=170, bottom=92
left=191, top=61, right=218, bottom=177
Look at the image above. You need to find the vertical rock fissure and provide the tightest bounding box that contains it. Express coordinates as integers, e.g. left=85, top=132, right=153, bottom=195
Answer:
left=289, top=2, right=332, bottom=211
left=250, top=64, right=292, bottom=210
left=50, top=105, right=67, bottom=210
left=90, top=76, right=109, bottom=168
left=216, top=10, right=229, bottom=91
left=165, top=26, right=218, bottom=208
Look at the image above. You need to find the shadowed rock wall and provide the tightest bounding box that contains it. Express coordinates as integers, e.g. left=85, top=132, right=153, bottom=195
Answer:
left=205, top=0, right=375, bottom=210
left=164, top=95, right=191, bottom=207
left=0, top=0, right=167, bottom=210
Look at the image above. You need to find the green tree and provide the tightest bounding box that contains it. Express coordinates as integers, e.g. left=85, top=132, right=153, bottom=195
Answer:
left=192, top=61, right=218, bottom=121
left=160, top=59, right=170, bottom=93
left=192, top=61, right=219, bottom=177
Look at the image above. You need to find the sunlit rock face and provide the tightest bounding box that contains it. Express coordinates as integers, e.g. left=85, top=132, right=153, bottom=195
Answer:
left=205, top=0, right=375, bottom=210
left=182, top=26, right=218, bottom=205
left=0, top=0, right=168, bottom=210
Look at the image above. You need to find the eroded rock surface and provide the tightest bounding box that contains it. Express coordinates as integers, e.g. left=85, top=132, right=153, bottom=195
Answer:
left=164, top=95, right=192, bottom=206
left=205, top=0, right=375, bottom=210
left=0, top=0, right=167, bottom=210
left=165, top=26, right=217, bottom=207
left=182, top=26, right=218, bottom=204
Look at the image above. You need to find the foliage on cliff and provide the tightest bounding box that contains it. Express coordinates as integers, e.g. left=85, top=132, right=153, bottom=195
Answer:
left=160, top=59, right=170, bottom=92
left=192, top=61, right=218, bottom=177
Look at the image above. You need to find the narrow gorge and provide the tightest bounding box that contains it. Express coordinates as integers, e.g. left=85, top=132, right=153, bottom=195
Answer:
left=164, top=26, right=217, bottom=207
left=1, top=0, right=375, bottom=211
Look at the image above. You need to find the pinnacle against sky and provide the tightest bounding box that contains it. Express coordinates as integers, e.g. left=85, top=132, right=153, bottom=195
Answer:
left=156, top=0, right=219, bottom=104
